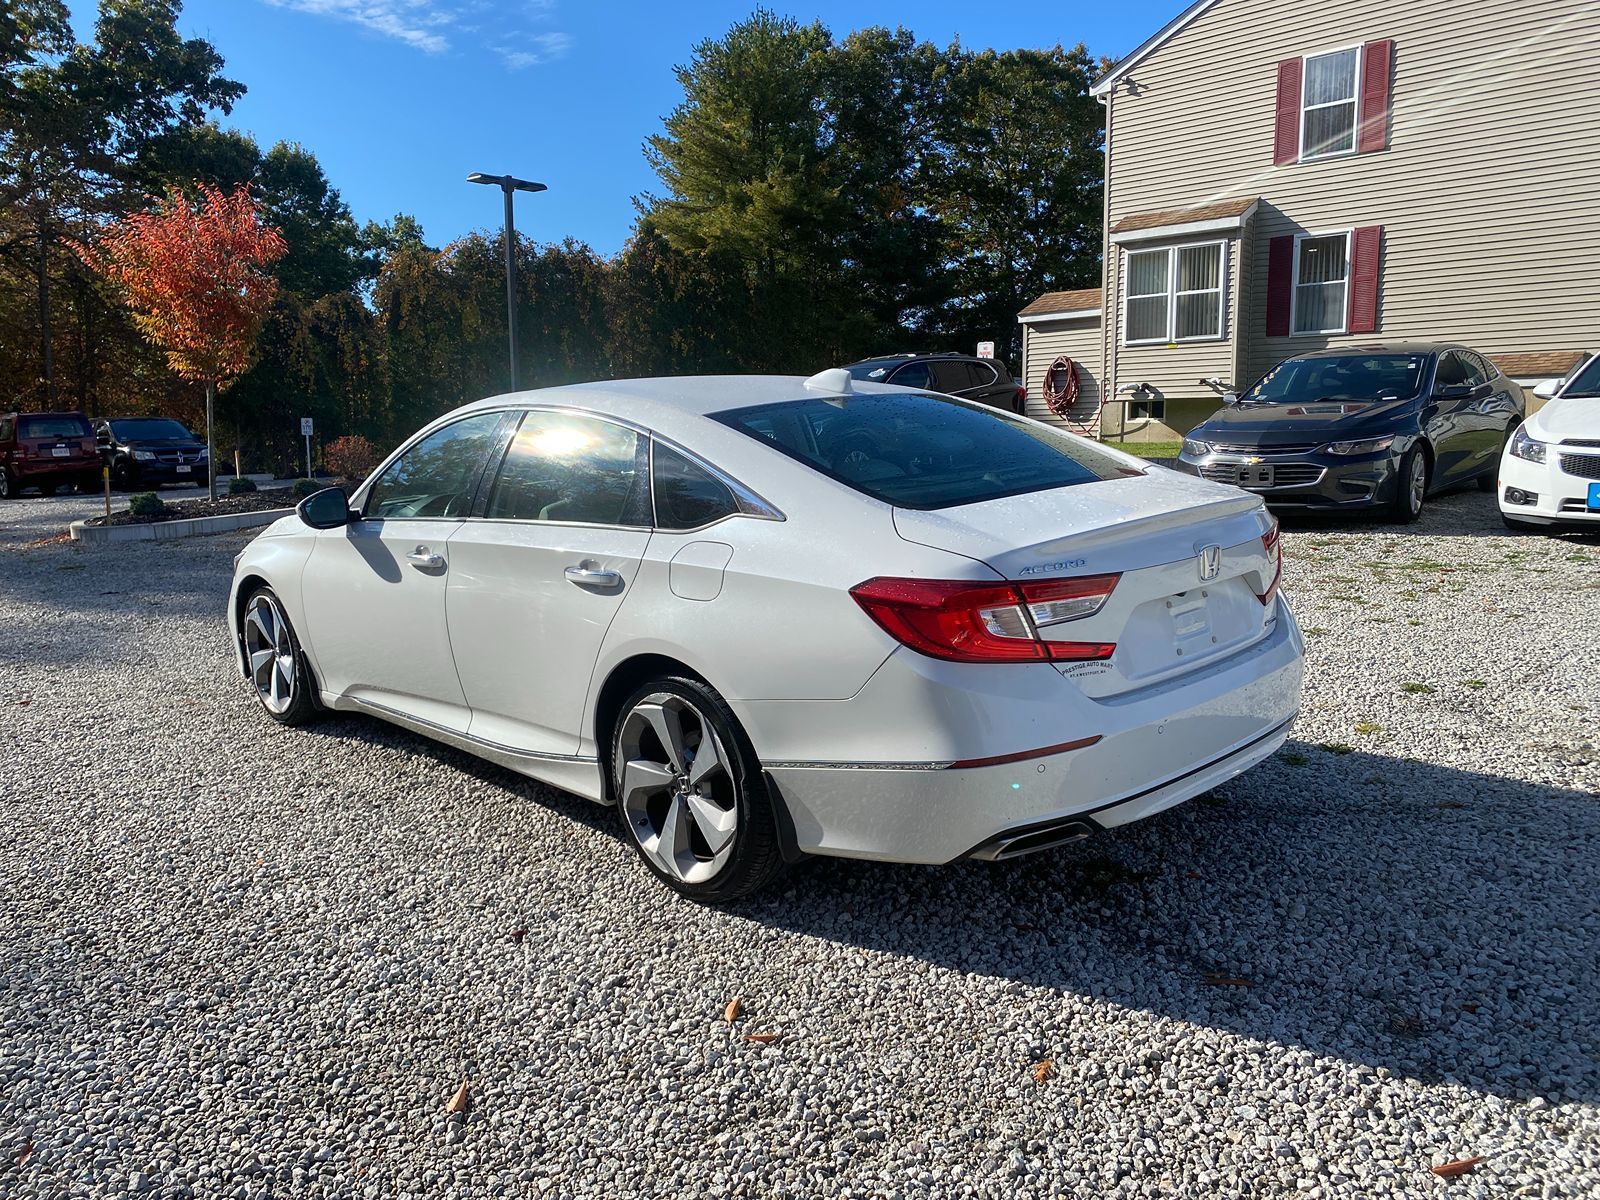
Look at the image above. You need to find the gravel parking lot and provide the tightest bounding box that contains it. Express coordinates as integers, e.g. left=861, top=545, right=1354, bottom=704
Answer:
left=2, top=488, right=1597, bottom=1198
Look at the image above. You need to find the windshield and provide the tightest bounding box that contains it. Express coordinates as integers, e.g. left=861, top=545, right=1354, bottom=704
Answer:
left=1239, top=353, right=1428, bottom=405
left=1562, top=355, right=1600, bottom=398
left=713, top=392, right=1136, bottom=510
left=845, top=361, right=901, bottom=381
left=19, top=415, right=92, bottom=439
left=109, top=418, right=196, bottom=441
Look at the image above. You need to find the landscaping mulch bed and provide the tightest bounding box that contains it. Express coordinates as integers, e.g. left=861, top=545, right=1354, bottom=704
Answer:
left=86, top=491, right=295, bottom=527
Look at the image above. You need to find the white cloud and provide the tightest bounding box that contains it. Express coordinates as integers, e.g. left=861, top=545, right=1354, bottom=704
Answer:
left=262, top=0, right=572, bottom=65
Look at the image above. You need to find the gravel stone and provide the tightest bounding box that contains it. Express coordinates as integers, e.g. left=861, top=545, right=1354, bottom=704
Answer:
left=1, top=488, right=1597, bottom=1198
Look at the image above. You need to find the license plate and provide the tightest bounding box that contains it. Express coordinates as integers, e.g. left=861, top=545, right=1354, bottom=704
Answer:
left=176, top=465, right=192, bottom=474
left=1170, top=593, right=1212, bottom=642
left=1238, top=464, right=1274, bottom=488
left=51, top=447, right=70, bottom=457
left=1589, top=482, right=1600, bottom=511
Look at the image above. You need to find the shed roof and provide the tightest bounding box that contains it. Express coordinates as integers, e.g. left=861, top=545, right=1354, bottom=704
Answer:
left=1488, top=350, right=1589, bottom=378
left=1018, top=288, right=1103, bottom=319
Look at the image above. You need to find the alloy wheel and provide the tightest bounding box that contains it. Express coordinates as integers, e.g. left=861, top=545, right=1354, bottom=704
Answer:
left=244, top=592, right=297, bottom=715
left=1407, top=455, right=1426, bottom=514
left=616, top=693, right=738, bottom=885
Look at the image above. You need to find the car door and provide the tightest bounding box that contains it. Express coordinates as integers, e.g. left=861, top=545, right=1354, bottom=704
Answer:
left=445, top=409, right=652, bottom=756
left=1424, top=351, right=1478, bottom=485
left=297, top=409, right=511, bottom=732
left=1460, top=351, right=1519, bottom=468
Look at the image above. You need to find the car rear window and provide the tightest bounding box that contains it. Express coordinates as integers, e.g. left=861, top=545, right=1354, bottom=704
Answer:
left=713, top=393, right=1135, bottom=510
left=19, top=415, right=92, bottom=439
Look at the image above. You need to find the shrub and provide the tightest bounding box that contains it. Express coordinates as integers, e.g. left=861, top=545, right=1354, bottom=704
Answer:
left=324, top=434, right=381, bottom=482
left=291, top=477, right=322, bottom=499
left=227, top=475, right=257, bottom=494
left=128, top=492, right=166, bottom=518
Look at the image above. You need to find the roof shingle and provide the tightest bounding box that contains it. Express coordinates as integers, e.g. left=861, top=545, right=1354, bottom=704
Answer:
left=1018, top=288, right=1102, bottom=319
left=1487, top=350, right=1588, bottom=378
left=1110, top=196, right=1258, bottom=236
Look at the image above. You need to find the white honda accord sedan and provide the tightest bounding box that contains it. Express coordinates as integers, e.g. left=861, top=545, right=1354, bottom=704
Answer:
left=228, top=373, right=1304, bottom=901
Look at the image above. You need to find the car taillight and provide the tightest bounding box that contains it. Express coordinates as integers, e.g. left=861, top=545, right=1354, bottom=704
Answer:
left=1256, top=520, right=1283, bottom=605
left=850, top=574, right=1120, bottom=663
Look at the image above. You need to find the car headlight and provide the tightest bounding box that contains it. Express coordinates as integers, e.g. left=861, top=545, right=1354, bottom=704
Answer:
left=1181, top=437, right=1211, bottom=457
left=1322, top=435, right=1396, bottom=456
left=196, top=448, right=209, bottom=460
left=1507, top=425, right=1546, bottom=464
left=132, top=450, right=156, bottom=461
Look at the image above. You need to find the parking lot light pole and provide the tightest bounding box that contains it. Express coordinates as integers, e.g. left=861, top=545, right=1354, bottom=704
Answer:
left=467, top=172, right=547, bottom=392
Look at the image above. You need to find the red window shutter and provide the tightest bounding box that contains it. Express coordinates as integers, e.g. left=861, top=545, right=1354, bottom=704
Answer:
left=1266, top=235, right=1295, bottom=337
left=1347, top=225, right=1383, bottom=333
left=1273, top=59, right=1303, bottom=165
left=1358, top=40, right=1393, bottom=153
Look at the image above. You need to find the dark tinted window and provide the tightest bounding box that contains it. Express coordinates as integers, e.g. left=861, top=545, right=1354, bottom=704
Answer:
left=1241, top=353, right=1429, bottom=404
left=653, top=443, right=738, bottom=529
left=888, top=361, right=933, bottom=389
left=714, top=393, right=1133, bottom=510
left=366, top=411, right=505, bottom=519
left=107, top=418, right=193, bottom=441
left=846, top=360, right=902, bottom=382
left=0, top=418, right=13, bottom=442
left=20, top=415, right=92, bottom=439
left=486, top=411, right=648, bottom=526
left=931, top=360, right=976, bottom=392
left=1458, top=352, right=1491, bottom=388
left=1563, top=355, right=1600, bottom=398
left=1434, top=352, right=1469, bottom=388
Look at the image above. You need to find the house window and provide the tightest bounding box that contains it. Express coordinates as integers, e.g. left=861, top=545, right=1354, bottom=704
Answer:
left=1292, top=232, right=1350, bottom=334
left=1123, top=242, right=1227, bottom=345
left=1301, top=47, right=1360, bottom=159
left=1131, top=397, right=1166, bottom=420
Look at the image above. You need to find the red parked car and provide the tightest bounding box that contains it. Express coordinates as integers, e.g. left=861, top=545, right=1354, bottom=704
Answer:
left=0, top=411, right=102, bottom=499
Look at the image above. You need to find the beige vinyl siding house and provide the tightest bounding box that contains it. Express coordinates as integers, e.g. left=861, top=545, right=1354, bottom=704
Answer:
left=1021, top=0, right=1599, bottom=439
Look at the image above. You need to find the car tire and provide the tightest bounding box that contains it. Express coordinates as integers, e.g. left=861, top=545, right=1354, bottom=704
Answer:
left=112, top=461, right=137, bottom=490
left=0, top=469, right=13, bottom=500
left=241, top=587, right=322, bottom=726
left=610, top=674, right=784, bottom=903
left=1388, top=446, right=1428, bottom=524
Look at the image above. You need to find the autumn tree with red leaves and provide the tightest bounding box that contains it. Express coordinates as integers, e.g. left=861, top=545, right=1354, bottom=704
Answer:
left=76, top=184, right=286, bottom=499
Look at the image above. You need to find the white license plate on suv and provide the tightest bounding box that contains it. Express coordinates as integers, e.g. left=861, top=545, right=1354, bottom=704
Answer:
left=176, top=465, right=191, bottom=473
left=52, top=447, right=70, bottom=457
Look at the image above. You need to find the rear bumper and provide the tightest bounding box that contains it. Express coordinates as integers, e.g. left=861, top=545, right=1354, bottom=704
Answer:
left=752, top=596, right=1305, bottom=864
left=11, top=457, right=100, bottom=479
left=1175, top=450, right=1403, bottom=509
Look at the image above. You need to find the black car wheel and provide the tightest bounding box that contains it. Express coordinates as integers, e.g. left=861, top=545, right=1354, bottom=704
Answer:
left=1388, top=445, right=1428, bottom=524
left=112, top=460, right=138, bottom=490
left=0, top=469, right=13, bottom=500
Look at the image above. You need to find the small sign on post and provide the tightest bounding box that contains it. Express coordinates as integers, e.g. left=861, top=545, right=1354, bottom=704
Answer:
left=300, top=417, right=314, bottom=479
left=976, top=341, right=995, bottom=360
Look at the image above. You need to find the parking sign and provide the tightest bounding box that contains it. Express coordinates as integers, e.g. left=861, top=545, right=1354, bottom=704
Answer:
left=300, top=417, right=314, bottom=436
left=976, top=341, right=995, bottom=359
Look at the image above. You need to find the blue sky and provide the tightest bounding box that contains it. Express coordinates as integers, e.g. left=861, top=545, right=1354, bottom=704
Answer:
left=70, top=0, right=1183, bottom=256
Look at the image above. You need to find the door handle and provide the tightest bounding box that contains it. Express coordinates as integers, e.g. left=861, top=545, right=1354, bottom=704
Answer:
left=565, top=564, right=622, bottom=589
left=406, top=546, right=445, bottom=571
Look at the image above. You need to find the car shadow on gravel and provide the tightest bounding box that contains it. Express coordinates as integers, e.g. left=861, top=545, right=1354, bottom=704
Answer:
left=1274, top=487, right=1600, bottom=542
left=734, top=745, right=1600, bottom=1105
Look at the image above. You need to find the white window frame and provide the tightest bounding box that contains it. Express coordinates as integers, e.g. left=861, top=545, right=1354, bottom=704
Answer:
left=1289, top=228, right=1353, bottom=336
left=1121, top=240, right=1229, bottom=347
left=1298, top=42, right=1363, bottom=163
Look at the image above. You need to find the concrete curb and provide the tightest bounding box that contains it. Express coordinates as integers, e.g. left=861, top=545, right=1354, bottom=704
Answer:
left=70, top=508, right=294, bottom=544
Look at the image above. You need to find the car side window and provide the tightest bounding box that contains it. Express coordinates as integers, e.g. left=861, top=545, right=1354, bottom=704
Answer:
left=485, top=410, right=649, bottom=526
left=931, top=361, right=975, bottom=392
left=1434, top=352, right=1469, bottom=389
left=365, top=412, right=506, bottom=520
left=1458, top=352, right=1491, bottom=388
left=0, top=418, right=12, bottom=443
left=653, top=442, right=738, bottom=529
left=890, top=361, right=932, bottom=390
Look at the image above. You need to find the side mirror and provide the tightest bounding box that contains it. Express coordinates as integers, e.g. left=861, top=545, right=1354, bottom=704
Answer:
left=1222, top=391, right=1241, bottom=405
left=1533, top=379, right=1561, bottom=400
left=1434, top=383, right=1473, bottom=401
left=297, top=485, right=353, bottom=530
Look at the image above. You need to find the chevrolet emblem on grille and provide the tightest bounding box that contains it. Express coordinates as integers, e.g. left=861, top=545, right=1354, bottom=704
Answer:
left=1197, top=545, right=1222, bottom=581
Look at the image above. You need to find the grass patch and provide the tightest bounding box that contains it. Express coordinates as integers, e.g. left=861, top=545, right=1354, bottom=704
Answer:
left=1305, top=626, right=1328, bottom=636
left=1101, top=439, right=1182, bottom=460
left=1400, top=682, right=1434, bottom=695
left=1406, top=618, right=1423, bottom=627
left=1461, top=679, right=1486, bottom=689
left=1355, top=720, right=1383, bottom=735
left=1318, top=742, right=1355, bottom=755
left=1329, top=593, right=1368, bottom=605
left=1280, top=750, right=1309, bottom=766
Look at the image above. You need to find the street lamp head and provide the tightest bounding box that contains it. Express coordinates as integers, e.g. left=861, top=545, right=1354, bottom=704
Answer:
left=467, top=171, right=547, bottom=193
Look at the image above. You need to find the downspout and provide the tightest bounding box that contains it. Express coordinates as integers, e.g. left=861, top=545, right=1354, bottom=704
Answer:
left=1099, top=86, right=1121, bottom=441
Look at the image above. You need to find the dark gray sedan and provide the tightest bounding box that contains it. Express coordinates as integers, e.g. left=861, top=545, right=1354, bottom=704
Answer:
left=1174, top=344, right=1524, bottom=522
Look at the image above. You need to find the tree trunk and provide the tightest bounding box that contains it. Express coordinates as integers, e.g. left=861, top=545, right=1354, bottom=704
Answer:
left=206, top=379, right=217, bottom=501
left=38, top=220, right=54, bottom=409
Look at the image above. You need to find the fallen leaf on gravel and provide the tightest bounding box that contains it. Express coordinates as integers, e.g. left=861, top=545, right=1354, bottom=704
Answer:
left=724, top=996, right=743, bottom=1023
left=17, top=1141, right=32, bottom=1167
left=1185, top=870, right=1203, bottom=880
left=1032, top=1059, right=1056, bottom=1083
left=743, top=1032, right=779, bottom=1044
left=1461, top=1003, right=1480, bottom=1014
left=1203, top=973, right=1255, bottom=988
left=509, top=927, right=528, bottom=943
left=1430, top=1156, right=1484, bottom=1178
left=446, top=1080, right=470, bottom=1114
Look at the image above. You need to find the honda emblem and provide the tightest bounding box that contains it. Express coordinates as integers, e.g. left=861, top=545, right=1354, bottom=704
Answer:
left=1198, top=545, right=1222, bottom=581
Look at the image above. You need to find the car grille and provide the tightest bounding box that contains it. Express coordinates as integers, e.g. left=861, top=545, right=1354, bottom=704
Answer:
left=153, top=449, right=203, bottom=465
left=1558, top=453, right=1600, bottom=480
left=1199, top=463, right=1324, bottom=489
left=1207, top=441, right=1321, bottom=455
left=1561, top=438, right=1600, bottom=448
left=1559, top=499, right=1592, bottom=513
